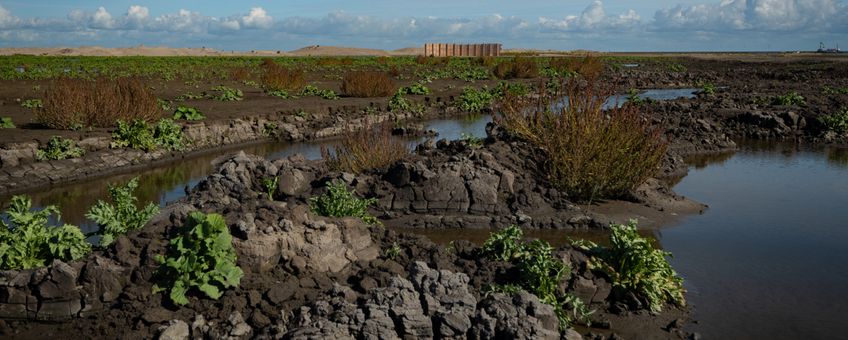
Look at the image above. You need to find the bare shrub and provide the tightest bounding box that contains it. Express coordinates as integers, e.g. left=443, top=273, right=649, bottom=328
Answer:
left=261, top=60, right=306, bottom=92
left=322, top=122, right=409, bottom=173
left=493, top=57, right=538, bottom=79
left=340, top=72, right=396, bottom=97
left=496, top=76, right=667, bottom=201
left=229, top=67, right=252, bottom=81
left=37, top=77, right=159, bottom=129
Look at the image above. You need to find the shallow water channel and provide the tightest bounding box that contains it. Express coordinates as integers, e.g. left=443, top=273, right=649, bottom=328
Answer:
left=4, top=88, right=844, bottom=338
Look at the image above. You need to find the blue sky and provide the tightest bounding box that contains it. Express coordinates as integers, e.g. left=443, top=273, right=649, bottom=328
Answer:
left=1, top=0, right=846, bottom=51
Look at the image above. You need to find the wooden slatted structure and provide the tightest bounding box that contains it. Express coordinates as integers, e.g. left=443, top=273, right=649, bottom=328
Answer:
left=423, top=43, right=501, bottom=57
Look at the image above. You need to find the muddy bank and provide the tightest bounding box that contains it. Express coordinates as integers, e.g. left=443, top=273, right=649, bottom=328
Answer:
left=1, top=147, right=692, bottom=339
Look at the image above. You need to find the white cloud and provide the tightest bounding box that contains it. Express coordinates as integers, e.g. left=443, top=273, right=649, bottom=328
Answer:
left=0, top=5, right=21, bottom=29
left=539, top=1, right=641, bottom=32
left=127, top=5, right=149, bottom=22
left=241, top=7, right=272, bottom=29
left=91, top=7, right=115, bottom=29
left=654, top=0, right=848, bottom=32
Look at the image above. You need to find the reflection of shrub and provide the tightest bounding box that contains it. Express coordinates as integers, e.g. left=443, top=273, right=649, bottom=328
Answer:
left=341, top=71, right=396, bottom=97
left=36, top=136, right=85, bottom=161
left=322, top=122, right=409, bottom=173
left=573, top=221, right=685, bottom=313
left=37, top=77, right=159, bottom=129
left=497, top=76, right=666, bottom=201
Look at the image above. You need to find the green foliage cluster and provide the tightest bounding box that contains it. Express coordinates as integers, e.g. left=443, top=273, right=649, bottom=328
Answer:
left=0, top=196, right=90, bottom=270
left=460, top=132, right=484, bottom=148
left=300, top=84, right=340, bottom=100
left=176, top=92, right=204, bottom=101
left=482, top=225, right=592, bottom=329
left=21, top=98, right=43, bottom=109
left=172, top=106, right=205, bottom=121
left=458, top=86, right=495, bottom=113
left=36, top=136, right=85, bottom=161
left=491, top=81, right=530, bottom=98
left=209, top=86, right=243, bottom=101
left=153, top=212, right=243, bottom=305
left=0, top=117, right=14, bottom=129
left=111, top=119, right=184, bottom=152
left=309, top=181, right=379, bottom=225
left=820, top=107, right=848, bottom=134
left=625, top=88, right=655, bottom=106
left=385, top=242, right=402, bottom=260
left=388, top=91, right=424, bottom=113
left=573, top=221, right=685, bottom=313
left=668, top=63, right=687, bottom=72
left=822, top=86, right=848, bottom=95
left=262, top=176, right=279, bottom=200
left=699, top=82, right=716, bottom=95
left=399, top=82, right=431, bottom=95
left=773, top=92, right=805, bottom=106
left=86, top=177, right=159, bottom=247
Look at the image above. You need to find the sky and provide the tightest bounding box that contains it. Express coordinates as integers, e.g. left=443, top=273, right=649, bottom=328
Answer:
left=0, top=0, right=846, bottom=52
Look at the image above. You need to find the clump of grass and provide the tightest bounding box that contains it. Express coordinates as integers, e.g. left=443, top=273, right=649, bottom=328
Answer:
left=36, top=136, right=85, bottom=161
left=820, top=107, right=848, bottom=134
left=573, top=221, right=685, bottom=313
left=341, top=71, right=396, bottom=97
left=309, top=181, right=379, bottom=225
left=37, top=77, right=159, bottom=129
left=497, top=76, right=667, bottom=201
left=482, top=225, right=593, bottom=329
left=261, top=60, right=306, bottom=93
left=322, top=122, right=409, bottom=173
left=493, top=57, right=539, bottom=79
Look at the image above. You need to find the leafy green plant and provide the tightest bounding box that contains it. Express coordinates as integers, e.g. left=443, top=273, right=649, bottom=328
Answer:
left=176, top=92, right=204, bottom=101
left=820, top=108, right=848, bottom=134
left=822, top=86, right=848, bottom=95
left=481, top=225, right=592, bottom=329
left=773, top=91, right=805, bottom=106
left=263, top=122, right=278, bottom=137
left=309, top=181, right=379, bottom=225
left=388, top=91, right=424, bottom=113
left=399, top=83, right=430, bottom=95
left=36, top=136, right=85, bottom=161
left=153, top=212, right=243, bottom=306
left=86, top=177, right=159, bottom=247
left=300, top=85, right=339, bottom=100
left=0, top=117, right=13, bottom=129
left=157, top=98, right=172, bottom=111
left=172, top=106, right=205, bottom=121
left=209, top=86, right=243, bottom=101
left=267, top=90, right=294, bottom=99
left=21, top=98, right=43, bottom=109
left=385, top=242, right=402, bottom=260
left=0, top=195, right=90, bottom=270
left=262, top=176, right=279, bottom=200
left=573, top=220, right=685, bottom=313
left=458, top=86, right=494, bottom=113
left=625, top=88, right=654, bottom=106
left=491, top=81, right=530, bottom=98
left=699, top=82, right=716, bottom=95
left=668, top=63, right=686, bottom=72
left=111, top=119, right=184, bottom=151
left=460, top=132, right=484, bottom=148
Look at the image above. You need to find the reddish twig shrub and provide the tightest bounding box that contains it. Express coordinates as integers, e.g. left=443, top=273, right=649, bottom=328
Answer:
left=496, top=75, right=667, bottom=201
left=37, top=77, right=159, bottom=129
left=322, top=121, right=409, bottom=173
left=340, top=72, right=396, bottom=98
left=260, top=60, right=306, bottom=92
left=493, top=57, right=538, bottom=79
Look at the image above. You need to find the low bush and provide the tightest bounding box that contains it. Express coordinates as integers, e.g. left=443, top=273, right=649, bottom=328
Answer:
left=341, top=71, right=396, bottom=97
left=497, top=76, right=667, bottom=201
left=820, top=108, right=848, bottom=133
left=36, top=136, right=85, bottom=161
left=322, top=122, right=409, bottom=174
left=493, top=57, right=539, bottom=79
left=573, top=221, right=685, bottom=313
left=482, top=225, right=593, bottom=329
left=86, top=177, right=159, bottom=247
left=309, top=181, right=379, bottom=225
left=458, top=86, right=495, bottom=113
left=0, top=195, right=90, bottom=270
left=172, top=106, right=205, bottom=121
left=0, top=117, right=14, bottom=129
left=261, top=61, right=306, bottom=93
left=37, top=77, right=159, bottom=129
left=153, top=212, right=243, bottom=305
left=229, top=67, right=252, bottom=82
left=111, top=119, right=184, bottom=152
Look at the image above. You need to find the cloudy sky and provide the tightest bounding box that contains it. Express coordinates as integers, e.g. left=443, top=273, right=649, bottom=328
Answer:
left=1, top=0, right=846, bottom=51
